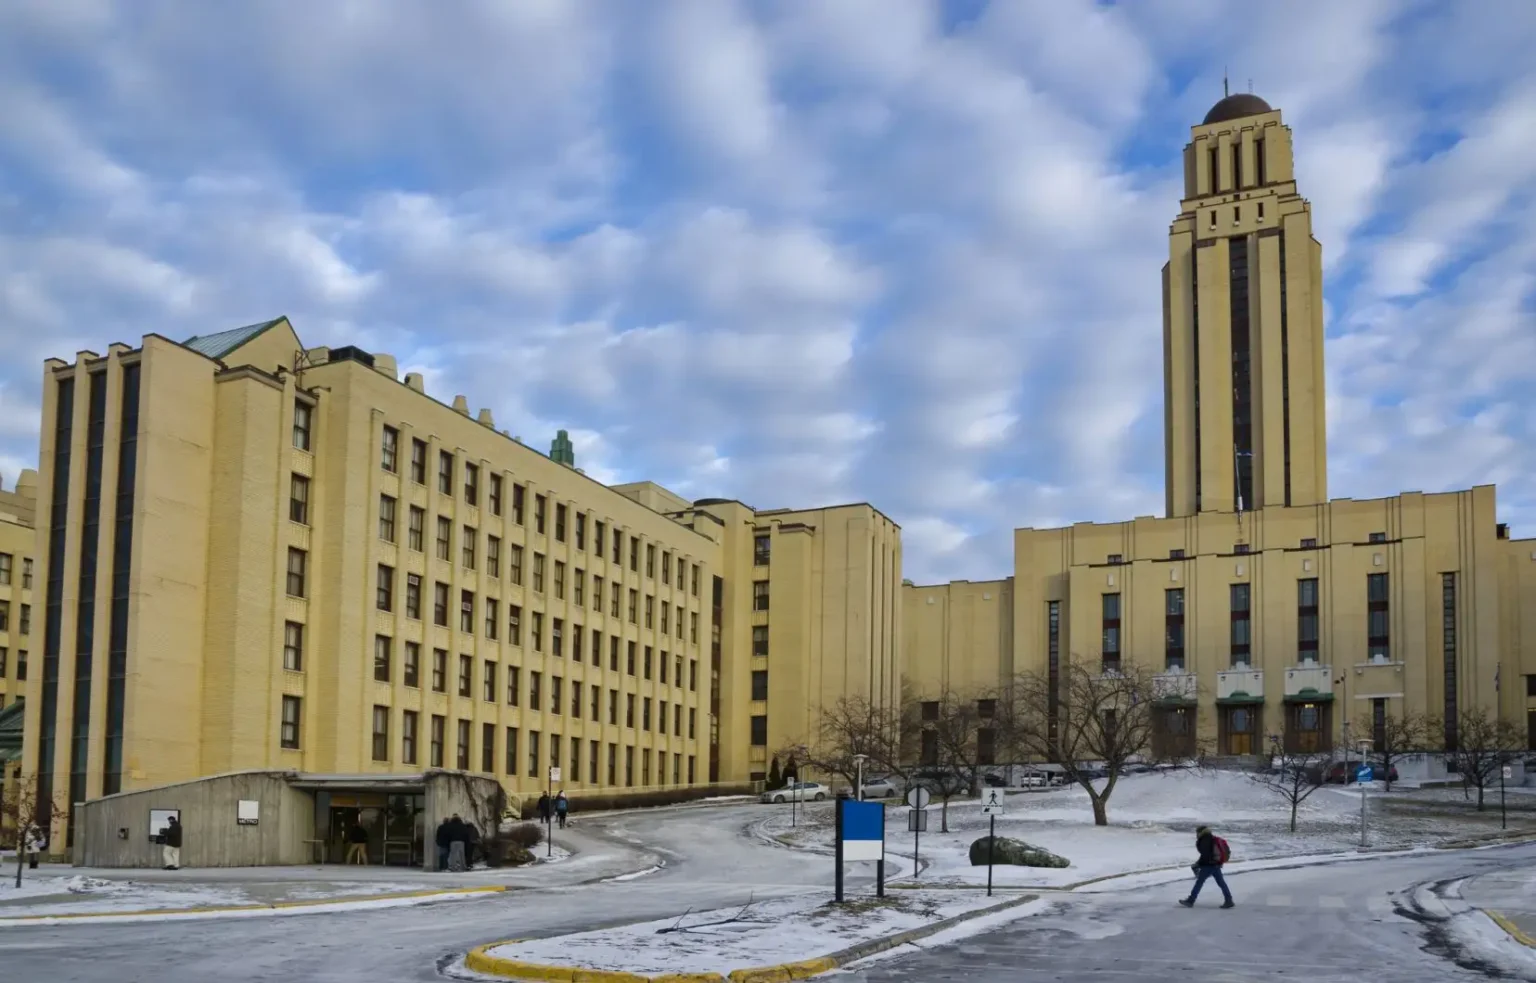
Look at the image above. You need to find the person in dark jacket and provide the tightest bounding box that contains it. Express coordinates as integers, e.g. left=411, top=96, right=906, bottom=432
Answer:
left=554, top=792, right=569, bottom=829
left=537, top=792, right=551, bottom=825
left=1179, top=825, right=1233, bottom=908
left=434, top=817, right=453, bottom=871
left=159, top=816, right=183, bottom=870
left=444, top=813, right=469, bottom=872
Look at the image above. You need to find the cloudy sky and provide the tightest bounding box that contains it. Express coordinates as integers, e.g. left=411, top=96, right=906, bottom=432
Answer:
left=2, top=1, right=1533, bottom=585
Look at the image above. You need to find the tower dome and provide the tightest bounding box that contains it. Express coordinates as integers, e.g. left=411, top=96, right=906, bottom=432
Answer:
left=1202, top=93, right=1273, bottom=125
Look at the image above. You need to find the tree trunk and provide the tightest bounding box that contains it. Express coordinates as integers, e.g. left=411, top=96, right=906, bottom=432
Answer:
left=1478, top=783, right=1487, bottom=811
left=1091, top=795, right=1108, bottom=827
left=1289, top=798, right=1299, bottom=833
left=13, top=847, right=21, bottom=889
left=941, top=798, right=950, bottom=833
left=1383, top=756, right=1393, bottom=793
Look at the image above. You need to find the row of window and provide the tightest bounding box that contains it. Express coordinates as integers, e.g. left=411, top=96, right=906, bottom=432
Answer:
left=1104, top=532, right=1389, bottom=565
left=1098, top=573, right=1402, bottom=671
left=0, top=553, right=33, bottom=589
left=0, top=646, right=26, bottom=680
left=0, top=601, right=29, bottom=635
left=281, top=694, right=698, bottom=786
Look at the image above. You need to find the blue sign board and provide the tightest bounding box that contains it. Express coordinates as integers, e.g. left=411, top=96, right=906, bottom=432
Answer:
left=1355, top=765, right=1374, bottom=783
left=839, top=800, right=885, bottom=862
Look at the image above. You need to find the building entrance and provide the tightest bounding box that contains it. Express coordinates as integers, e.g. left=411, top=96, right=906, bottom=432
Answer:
left=323, top=792, right=424, bottom=866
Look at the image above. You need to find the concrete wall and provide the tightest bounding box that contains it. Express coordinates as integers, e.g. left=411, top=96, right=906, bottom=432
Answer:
left=74, top=771, right=313, bottom=868
left=420, top=769, right=505, bottom=871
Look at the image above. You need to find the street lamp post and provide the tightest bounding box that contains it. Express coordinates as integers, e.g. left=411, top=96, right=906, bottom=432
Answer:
left=1357, top=739, right=1373, bottom=848
left=853, top=754, right=869, bottom=802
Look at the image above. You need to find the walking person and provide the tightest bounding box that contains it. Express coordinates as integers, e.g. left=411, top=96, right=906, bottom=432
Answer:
left=158, top=815, right=183, bottom=870
left=345, top=820, right=370, bottom=865
left=555, top=791, right=569, bottom=829
left=23, top=823, right=44, bottom=870
left=445, top=813, right=469, bottom=872
left=1179, top=825, right=1233, bottom=908
left=434, top=816, right=452, bottom=871
left=537, top=792, right=551, bottom=827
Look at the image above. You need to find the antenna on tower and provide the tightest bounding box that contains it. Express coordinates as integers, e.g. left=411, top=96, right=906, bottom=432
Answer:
left=1223, top=67, right=1230, bottom=98
left=1248, top=78, right=1254, bottom=94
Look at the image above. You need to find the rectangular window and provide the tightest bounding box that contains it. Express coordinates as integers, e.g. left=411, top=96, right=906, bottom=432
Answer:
left=644, top=595, right=654, bottom=628
left=408, top=506, right=425, bottom=551
left=411, top=438, right=427, bottom=483
left=432, top=649, right=447, bottom=692
left=513, top=483, right=526, bottom=524
left=1443, top=572, right=1458, bottom=750
left=483, top=660, right=497, bottom=702
left=488, top=535, right=501, bottom=578
left=1230, top=583, right=1252, bottom=666
left=750, top=715, right=767, bottom=746
left=532, top=612, right=544, bottom=651
left=625, top=745, right=634, bottom=786
left=611, top=582, right=620, bottom=617
left=458, top=654, right=473, bottom=698
left=528, top=730, right=541, bottom=778
left=376, top=564, right=394, bottom=611
left=689, top=610, right=696, bottom=643
left=627, top=641, right=636, bottom=675
left=431, top=714, right=445, bottom=767
left=433, top=582, right=449, bottom=626
left=462, top=526, right=476, bottom=569
left=754, top=535, right=770, bottom=565
left=373, top=635, right=392, bottom=682
left=456, top=719, right=471, bottom=770
left=628, top=588, right=638, bottom=623
left=643, top=697, right=652, bottom=730
left=1368, top=573, right=1390, bottom=662
left=1164, top=589, right=1185, bottom=670
left=435, top=516, right=451, bottom=561
left=691, top=563, right=699, bottom=595
left=482, top=722, right=495, bottom=772
left=534, top=553, right=546, bottom=593
left=630, top=535, right=640, bottom=571
left=572, top=680, right=583, bottom=718
left=1230, top=235, right=1254, bottom=511
left=551, top=675, right=563, bottom=714
left=594, top=520, right=606, bottom=556
left=379, top=494, right=397, bottom=542
left=485, top=597, right=498, bottom=640
left=609, top=689, right=618, bottom=725
left=490, top=473, right=503, bottom=516
left=404, top=642, right=420, bottom=687
left=659, top=651, right=668, bottom=683
left=574, top=568, right=585, bottom=606
left=372, top=706, right=389, bottom=761
left=645, top=543, right=655, bottom=577
left=689, top=659, right=697, bottom=691
left=283, top=621, right=304, bottom=671
left=753, top=581, right=770, bottom=611
left=555, top=561, right=566, bottom=600
left=627, top=693, right=635, bottom=727
left=464, top=462, right=479, bottom=506
left=590, top=740, right=600, bottom=785
left=555, top=503, right=567, bottom=542
left=381, top=425, right=399, bottom=472
left=286, top=548, right=307, bottom=597
left=507, top=666, right=521, bottom=706
left=438, top=451, right=454, bottom=495
left=402, top=710, right=418, bottom=764
left=406, top=574, right=421, bottom=619
left=751, top=670, right=768, bottom=701
left=689, top=707, right=696, bottom=739
left=289, top=473, right=310, bottom=524
left=576, top=512, right=587, bottom=550
left=292, top=400, right=312, bottom=450
left=505, top=726, right=518, bottom=775
left=281, top=695, right=302, bottom=748
left=1101, top=593, right=1121, bottom=671
left=610, top=636, right=620, bottom=671
left=1047, top=599, right=1060, bottom=750
left=1298, top=578, right=1319, bottom=664
left=552, top=618, right=564, bottom=657
left=510, top=545, right=524, bottom=585
left=978, top=728, right=997, bottom=766
left=644, top=646, right=653, bottom=679
left=535, top=494, right=547, bottom=534
left=0, top=552, right=11, bottom=585
left=508, top=604, right=522, bottom=645
left=591, top=684, right=600, bottom=720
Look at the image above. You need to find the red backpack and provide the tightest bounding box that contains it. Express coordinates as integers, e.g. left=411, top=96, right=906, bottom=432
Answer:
left=1212, top=836, right=1231, bottom=866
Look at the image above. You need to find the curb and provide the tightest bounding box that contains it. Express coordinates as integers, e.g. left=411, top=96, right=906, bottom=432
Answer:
left=1484, top=910, right=1536, bottom=948
left=0, top=884, right=506, bottom=923
left=464, top=893, right=1039, bottom=982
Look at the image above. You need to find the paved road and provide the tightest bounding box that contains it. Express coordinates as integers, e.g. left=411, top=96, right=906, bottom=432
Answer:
left=2, top=804, right=1532, bottom=982
left=854, top=846, right=1536, bottom=983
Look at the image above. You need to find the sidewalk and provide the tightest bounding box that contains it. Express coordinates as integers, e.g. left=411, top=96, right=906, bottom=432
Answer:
left=1459, top=867, right=1536, bottom=945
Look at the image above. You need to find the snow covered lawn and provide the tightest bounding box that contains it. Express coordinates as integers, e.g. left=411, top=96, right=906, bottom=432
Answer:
left=481, top=891, right=1025, bottom=978
left=757, top=771, right=1494, bottom=888
left=0, top=871, right=436, bottom=918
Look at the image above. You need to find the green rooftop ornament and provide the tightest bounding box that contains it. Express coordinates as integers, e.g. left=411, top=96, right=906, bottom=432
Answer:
left=550, top=429, right=576, bottom=467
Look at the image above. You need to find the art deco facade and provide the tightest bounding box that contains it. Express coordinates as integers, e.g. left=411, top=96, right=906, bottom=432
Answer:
left=20, top=321, right=901, bottom=846
left=0, top=472, right=37, bottom=718
left=904, top=94, right=1536, bottom=759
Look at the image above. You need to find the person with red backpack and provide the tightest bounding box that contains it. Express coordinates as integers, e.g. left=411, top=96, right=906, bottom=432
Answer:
left=1179, top=825, right=1234, bottom=908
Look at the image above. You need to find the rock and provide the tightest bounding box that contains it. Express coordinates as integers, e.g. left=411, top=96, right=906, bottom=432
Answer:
left=968, top=836, right=1069, bottom=868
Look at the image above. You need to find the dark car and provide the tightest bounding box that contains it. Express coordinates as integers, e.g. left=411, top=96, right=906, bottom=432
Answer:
left=1323, top=761, right=1398, bottom=784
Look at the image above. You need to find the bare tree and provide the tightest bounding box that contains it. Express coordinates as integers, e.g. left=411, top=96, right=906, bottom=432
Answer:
left=909, top=688, right=998, bottom=832
left=1373, top=712, right=1439, bottom=793
left=1447, top=708, right=1523, bottom=811
left=2, top=773, right=65, bottom=888
left=1003, top=659, right=1160, bottom=826
left=1249, top=740, right=1331, bottom=832
left=801, top=695, right=917, bottom=793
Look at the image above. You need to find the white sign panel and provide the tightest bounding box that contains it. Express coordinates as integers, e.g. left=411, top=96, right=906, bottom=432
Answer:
left=549, top=766, right=562, bottom=784
left=1504, top=766, right=1514, bottom=780
left=236, top=799, right=260, bottom=825
left=906, top=787, right=931, bottom=810
left=981, top=788, right=1006, bottom=816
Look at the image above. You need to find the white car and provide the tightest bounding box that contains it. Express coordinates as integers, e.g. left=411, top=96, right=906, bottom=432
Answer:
left=761, top=781, right=830, bottom=804
left=861, top=778, right=900, bottom=798
left=1018, top=772, right=1049, bottom=788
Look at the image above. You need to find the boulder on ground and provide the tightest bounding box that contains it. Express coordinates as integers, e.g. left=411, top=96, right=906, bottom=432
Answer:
left=968, top=835, right=1069, bottom=868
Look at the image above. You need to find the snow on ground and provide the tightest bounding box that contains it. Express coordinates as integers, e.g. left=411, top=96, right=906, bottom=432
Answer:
left=757, top=771, right=1499, bottom=888
left=483, top=891, right=1021, bottom=977
left=1448, top=910, right=1536, bottom=981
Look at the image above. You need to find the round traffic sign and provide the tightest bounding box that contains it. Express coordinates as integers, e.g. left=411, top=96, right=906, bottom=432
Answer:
left=906, top=786, right=931, bottom=809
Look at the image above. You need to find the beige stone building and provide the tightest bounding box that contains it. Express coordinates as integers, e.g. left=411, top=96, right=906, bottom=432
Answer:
left=18, top=320, right=901, bottom=852
left=904, top=93, right=1536, bottom=761
left=0, top=471, right=37, bottom=718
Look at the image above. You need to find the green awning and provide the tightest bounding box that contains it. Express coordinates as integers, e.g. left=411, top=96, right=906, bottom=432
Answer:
left=1216, top=693, right=1265, bottom=705
left=1283, top=689, right=1335, bottom=703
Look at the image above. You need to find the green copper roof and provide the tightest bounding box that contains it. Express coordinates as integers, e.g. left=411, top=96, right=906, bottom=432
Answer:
left=183, top=318, right=286, bottom=359
left=550, top=429, right=576, bottom=467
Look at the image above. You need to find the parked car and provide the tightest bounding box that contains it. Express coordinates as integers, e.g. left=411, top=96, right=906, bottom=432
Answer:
left=1017, top=771, right=1049, bottom=788
left=982, top=773, right=1008, bottom=788
left=862, top=778, right=900, bottom=799
left=760, top=781, right=830, bottom=804
left=1323, top=761, right=1399, bottom=784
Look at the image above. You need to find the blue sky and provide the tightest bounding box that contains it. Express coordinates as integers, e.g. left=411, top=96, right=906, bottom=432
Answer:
left=1, top=0, right=1534, bottom=585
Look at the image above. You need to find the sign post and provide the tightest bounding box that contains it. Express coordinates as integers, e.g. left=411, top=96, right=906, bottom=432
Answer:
left=1503, top=763, right=1512, bottom=830
left=1355, top=764, right=1372, bottom=847
left=981, top=788, right=1005, bottom=897
left=906, top=787, right=931, bottom=877
left=835, top=799, right=887, bottom=903
left=548, top=766, right=562, bottom=857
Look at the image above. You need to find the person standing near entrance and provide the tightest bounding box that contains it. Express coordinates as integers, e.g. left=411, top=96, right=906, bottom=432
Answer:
left=555, top=791, right=569, bottom=829
left=345, top=820, right=370, bottom=864
left=1179, top=825, right=1233, bottom=909
left=445, top=813, right=469, bottom=872
left=537, top=792, right=551, bottom=825
left=159, top=815, right=183, bottom=870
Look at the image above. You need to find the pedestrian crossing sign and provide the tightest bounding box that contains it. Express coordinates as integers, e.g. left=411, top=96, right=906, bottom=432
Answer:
left=981, top=788, right=1005, bottom=816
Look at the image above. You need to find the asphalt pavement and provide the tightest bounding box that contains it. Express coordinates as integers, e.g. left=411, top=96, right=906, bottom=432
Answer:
left=1, top=804, right=1533, bottom=983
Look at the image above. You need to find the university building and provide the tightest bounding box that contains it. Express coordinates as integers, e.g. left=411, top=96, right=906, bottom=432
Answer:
left=904, top=93, right=1536, bottom=760
left=20, top=321, right=900, bottom=856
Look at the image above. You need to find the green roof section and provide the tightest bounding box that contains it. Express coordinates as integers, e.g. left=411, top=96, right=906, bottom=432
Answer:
left=182, top=318, right=286, bottom=360
left=550, top=429, right=576, bottom=467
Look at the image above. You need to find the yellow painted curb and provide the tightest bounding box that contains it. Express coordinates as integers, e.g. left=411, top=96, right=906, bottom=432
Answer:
left=1, top=884, right=505, bottom=922
left=1487, top=910, right=1536, bottom=948
left=467, top=942, right=717, bottom=982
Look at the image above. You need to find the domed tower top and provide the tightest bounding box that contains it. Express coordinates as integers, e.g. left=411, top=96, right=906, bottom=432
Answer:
left=1202, top=92, right=1273, bottom=125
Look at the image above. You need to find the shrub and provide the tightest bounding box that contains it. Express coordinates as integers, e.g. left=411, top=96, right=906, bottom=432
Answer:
left=505, top=846, right=536, bottom=867
left=505, top=822, right=545, bottom=849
